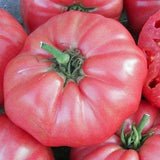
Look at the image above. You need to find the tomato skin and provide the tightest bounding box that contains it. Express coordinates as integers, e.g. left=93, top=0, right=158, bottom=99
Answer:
left=124, top=0, right=160, bottom=35
left=4, top=11, right=147, bottom=147
left=139, top=135, right=160, bottom=160
left=70, top=100, right=160, bottom=160
left=20, top=0, right=123, bottom=33
left=0, top=114, right=54, bottom=160
left=0, top=9, right=27, bottom=106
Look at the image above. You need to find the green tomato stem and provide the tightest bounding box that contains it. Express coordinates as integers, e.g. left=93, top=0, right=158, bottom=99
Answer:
left=120, top=114, right=151, bottom=150
left=40, top=42, right=85, bottom=85
left=121, top=122, right=126, bottom=146
left=40, top=42, right=70, bottom=65
left=137, top=114, right=150, bottom=138
left=132, top=125, right=139, bottom=149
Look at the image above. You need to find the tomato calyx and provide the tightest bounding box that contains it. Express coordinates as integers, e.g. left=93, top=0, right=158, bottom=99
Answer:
left=40, top=42, right=85, bottom=84
left=120, top=114, right=154, bottom=151
left=66, top=3, right=95, bottom=12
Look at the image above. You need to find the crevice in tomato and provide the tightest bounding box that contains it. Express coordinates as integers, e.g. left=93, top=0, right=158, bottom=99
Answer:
left=155, top=20, right=160, bottom=28
left=149, top=76, right=160, bottom=88
left=149, top=79, right=157, bottom=88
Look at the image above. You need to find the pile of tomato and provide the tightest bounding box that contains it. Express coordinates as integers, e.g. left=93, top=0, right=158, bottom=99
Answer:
left=1, top=0, right=160, bottom=159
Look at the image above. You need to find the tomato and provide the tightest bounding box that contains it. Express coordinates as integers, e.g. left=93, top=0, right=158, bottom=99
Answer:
left=138, top=10, right=160, bottom=108
left=0, top=9, right=27, bottom=106
left=70, top=100, right=160, bottom=160
left=138, top=10, right=160, bottom=65
left=0, top=114, right=54, bottom=160
left=20, top=0, right=123, bottom=33
left=4, top=11, right=147, bottom=147
left=124, top=0, right=160, bottom=35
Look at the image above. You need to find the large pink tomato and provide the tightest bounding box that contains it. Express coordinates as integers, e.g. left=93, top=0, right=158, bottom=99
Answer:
left=20, top=0, right=123, bottom=33
left=0, top=114, right=54, bottom=160
left=4, top=11, right=147, bottom=147
left=0, top=9, right=27, bottom=106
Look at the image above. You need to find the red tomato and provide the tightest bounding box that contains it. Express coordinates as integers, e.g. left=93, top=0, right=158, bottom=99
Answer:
left=0, top=9, right=27, bottom=106
left=138, top=10, right=160, bottom=108
left=20, top=0, right=123, bottom=33
left=4, top=11, right=147, bottom=147
left=124, top=0, right=160, bottom=35
left=0, top=114, right=54, bottom=160
left=138, top=9, right=160, bottom=65
left=70, top=100, right=160, bottom=160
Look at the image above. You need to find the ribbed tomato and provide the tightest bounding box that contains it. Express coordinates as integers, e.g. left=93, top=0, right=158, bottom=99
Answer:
left=4, top=11, right=147, bottom=147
